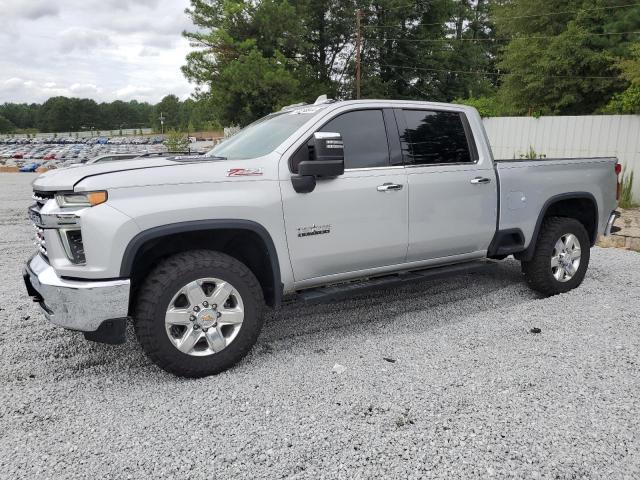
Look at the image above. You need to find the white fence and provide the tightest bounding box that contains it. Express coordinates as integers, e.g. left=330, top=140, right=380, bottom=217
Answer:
left=483, top=115, right=640, bottom=200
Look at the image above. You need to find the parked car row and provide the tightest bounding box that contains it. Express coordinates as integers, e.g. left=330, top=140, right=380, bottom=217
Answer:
left=0, top=143, right=168, bottom=169
left=0, top=135, right=166, bottom=146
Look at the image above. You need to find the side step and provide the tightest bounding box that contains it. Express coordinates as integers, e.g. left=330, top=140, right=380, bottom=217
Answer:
left=296, top=260, right=498, bottom=304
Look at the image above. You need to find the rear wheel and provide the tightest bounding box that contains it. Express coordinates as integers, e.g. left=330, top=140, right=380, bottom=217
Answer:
left=521, top=217, right=590, bottom=296
left=134, top=250, right=264, bottom=377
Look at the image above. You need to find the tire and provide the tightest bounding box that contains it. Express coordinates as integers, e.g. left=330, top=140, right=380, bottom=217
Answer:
left=134, top=250, right=265, bottom=377
left=521, top=216, right=591, bottom=296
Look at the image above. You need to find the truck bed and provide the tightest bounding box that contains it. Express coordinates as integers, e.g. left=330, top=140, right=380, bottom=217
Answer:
left=494, top=156, right=618, bottom=253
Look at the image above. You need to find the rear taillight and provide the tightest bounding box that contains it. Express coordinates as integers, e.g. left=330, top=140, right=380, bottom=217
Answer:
left=615, top=163, right=622, bottom=175
left=615, top=163, right=621, bottom=200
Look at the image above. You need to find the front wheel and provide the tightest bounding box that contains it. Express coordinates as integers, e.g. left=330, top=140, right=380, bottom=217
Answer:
left=134, top=250, right=265, bottom=377
left=521, top=217, right=590, bottom=296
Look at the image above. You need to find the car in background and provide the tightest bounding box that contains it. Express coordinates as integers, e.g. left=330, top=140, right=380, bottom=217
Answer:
left=19, top=162, right=40, bottom=172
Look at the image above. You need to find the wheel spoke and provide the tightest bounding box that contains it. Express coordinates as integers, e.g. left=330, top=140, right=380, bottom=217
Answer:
left=184, top=281, right=208, bottom=306
left=571, top=248, right=582, bottom=260
left=218, top=308, right=244, bottom=326
left=564, top=234, right=577, bottom=251
left=565, top=262, right=577, bottom=276
left=550, top=256, right=560, bottom=268
left=554, top=239, right=564, bottom=254
left=205, top=327, right=227, bottom=352
left=165, top=308, right=192, bottom=326
left=178, top=326, right=202, bottom=353
left=553, top=266, right=565, bottom=281
left=211, top=281, right=234, bottom=307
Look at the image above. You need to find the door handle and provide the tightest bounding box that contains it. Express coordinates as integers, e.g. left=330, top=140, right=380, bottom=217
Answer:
left=377, top=183, right=403, bottom=192
left=470, top=177, right=491, bottom=185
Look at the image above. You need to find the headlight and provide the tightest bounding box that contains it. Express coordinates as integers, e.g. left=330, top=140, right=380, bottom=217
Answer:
left=56, top=191, right=107, bottom=207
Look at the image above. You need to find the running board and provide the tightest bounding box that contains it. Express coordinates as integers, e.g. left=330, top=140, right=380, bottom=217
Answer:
left=296, top=260, right=498, bottom=304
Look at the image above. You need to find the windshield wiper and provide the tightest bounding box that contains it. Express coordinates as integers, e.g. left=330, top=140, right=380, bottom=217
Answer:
left=207, top=155, right=227, bottom=160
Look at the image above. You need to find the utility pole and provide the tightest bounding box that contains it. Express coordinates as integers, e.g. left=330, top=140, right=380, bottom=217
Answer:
left=355, top=9, right=362, bottom=100
left=159, top=112, right=165, bottom=134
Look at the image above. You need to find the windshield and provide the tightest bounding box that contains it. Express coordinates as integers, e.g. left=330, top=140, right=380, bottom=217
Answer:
left=207, top=108, right=323, bottom=160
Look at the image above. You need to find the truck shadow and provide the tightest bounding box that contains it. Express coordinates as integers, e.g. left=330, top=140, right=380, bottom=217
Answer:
left=16, top=258, right=532, bottom=379
left=258, top=258, right=532, bottom=346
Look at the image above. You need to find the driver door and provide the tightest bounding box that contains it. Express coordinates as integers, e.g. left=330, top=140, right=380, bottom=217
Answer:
left=280, top=108, right=409, bottom=285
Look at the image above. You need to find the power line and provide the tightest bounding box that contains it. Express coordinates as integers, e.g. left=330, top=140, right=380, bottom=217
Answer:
left=368, top=1, right=431, bottom=14
left=363, top=2, right=640, bottom=30
left=368, top=30, right=640, bottom=43
left=379, top=63, right=622, bottom=80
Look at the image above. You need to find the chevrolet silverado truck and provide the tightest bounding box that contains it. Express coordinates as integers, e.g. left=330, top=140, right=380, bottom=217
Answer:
left=23, top=98, right=621, bottom=377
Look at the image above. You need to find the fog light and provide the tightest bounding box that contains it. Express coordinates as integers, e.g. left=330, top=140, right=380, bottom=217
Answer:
left=60, top=229, right=86, bottom=264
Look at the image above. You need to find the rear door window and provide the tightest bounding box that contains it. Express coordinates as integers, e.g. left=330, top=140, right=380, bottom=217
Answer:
left=399, top=110, right=473, bottom=165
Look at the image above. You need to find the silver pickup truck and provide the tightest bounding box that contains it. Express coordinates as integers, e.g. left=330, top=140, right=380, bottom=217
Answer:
left=23, top=98, right=621, bottom=377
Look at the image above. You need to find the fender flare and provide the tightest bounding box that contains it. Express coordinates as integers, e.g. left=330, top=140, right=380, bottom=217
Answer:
left=120, top=219, right=282, bottom=306
left=517, top=192, right=598, bottom=261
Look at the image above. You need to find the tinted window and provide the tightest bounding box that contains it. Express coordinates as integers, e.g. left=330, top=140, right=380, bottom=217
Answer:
left=321, top=109, right=389, bottom=169
left=400, top=110, right=472, bottom=165
left=289, top=109, right=391, bottom=172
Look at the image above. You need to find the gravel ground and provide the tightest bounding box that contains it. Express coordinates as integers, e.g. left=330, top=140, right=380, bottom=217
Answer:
left=1, top=173, right=639, bottom=479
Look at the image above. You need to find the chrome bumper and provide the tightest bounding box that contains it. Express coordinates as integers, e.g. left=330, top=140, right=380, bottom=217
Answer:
left=604, top=210, right=621, bottom=236
left=23, top=254, right=130, bottom=332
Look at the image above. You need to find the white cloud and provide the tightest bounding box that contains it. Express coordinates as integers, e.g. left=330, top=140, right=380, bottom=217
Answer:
left=2, top=0, right=59, bottom=20
left=59, top=27, right=113, bottom=53
left=115, top=85, right=155, bottom=98
left=69, top=83, right=102, bottom=96
left=0, top=0, right=194, bottom=104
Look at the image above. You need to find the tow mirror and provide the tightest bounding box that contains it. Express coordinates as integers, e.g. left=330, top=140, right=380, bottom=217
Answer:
left=292, top=132, right=345, bottom=193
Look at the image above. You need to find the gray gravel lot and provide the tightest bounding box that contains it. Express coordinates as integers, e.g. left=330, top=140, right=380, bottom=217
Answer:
left=1, top=173, right=639, bottom=479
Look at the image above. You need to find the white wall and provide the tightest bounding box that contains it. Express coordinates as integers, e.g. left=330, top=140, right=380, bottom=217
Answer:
left=483, top=115, right=640, bottom=200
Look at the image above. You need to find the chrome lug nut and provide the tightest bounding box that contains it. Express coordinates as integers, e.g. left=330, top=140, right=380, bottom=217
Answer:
left=193, top=324, right=200, bottom=330
left=216, top=312, right=222, bottom=318
left=202, top=301, right=209, bottom=307
left=212, top=304, right=217, bottom=309
left=190, top=315, right=196, bottom=321
left=193, top=306, right=200, bottom=312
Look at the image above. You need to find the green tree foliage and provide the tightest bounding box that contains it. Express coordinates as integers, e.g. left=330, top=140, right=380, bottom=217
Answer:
left=164, top=130, right=190, bottom=152
left=493, top=0, right=639, bottom=115
left=0, top=114, right=15, bottom=133
left=604, top=42, right=640, bottom=113
left=182, top=0, right=499, bottom=124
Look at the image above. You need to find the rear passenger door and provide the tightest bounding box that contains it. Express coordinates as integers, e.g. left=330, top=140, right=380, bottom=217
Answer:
left=396, top=108, right=497, bottom=262
left=281, top=108, right=408, bottom=284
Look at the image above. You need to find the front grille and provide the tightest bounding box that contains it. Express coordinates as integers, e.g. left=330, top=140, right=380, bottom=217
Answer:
left=33, top=224, right=48, bottom=258
left=31, top=190, right=53, bottom=259
left=32, top=191, right=54, bottom=208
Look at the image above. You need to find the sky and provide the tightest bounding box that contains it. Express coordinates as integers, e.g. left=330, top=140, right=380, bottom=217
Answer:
left=0, top=0, right=195, bottom=104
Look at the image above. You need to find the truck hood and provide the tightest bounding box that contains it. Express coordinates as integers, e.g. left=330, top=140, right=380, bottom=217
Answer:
left=32, top=157, right=191, bottom=191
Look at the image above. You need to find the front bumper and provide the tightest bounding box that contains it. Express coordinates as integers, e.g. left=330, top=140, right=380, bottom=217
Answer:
left=23, top=254, right=130, bottom=332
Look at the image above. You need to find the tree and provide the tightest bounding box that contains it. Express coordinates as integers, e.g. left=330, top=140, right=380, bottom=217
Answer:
left=0, top=114, right=15, bottom=133
left=604, top=42, right=640, bottom=113
left=493, top=0, right=638, bottom=115
left=154, top=95, right=181, bottom=130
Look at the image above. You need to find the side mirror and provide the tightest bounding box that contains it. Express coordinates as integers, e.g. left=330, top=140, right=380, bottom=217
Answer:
left=292, top=132, right=344, bottom=193
left=299, top=132, right=345, bottom=177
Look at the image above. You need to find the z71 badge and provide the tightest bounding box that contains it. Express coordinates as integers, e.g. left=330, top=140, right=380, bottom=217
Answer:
left=227, top=168, right=263, bottom=177
left=297, top=224, right=331, bottom=238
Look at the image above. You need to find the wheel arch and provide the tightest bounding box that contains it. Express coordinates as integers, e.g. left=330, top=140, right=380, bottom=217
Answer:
left=516, top=192, right=598, bottom=262
left=121, top=220, right=282, bottom=309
